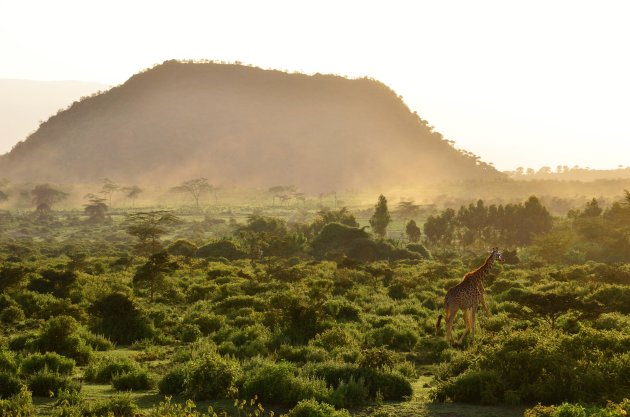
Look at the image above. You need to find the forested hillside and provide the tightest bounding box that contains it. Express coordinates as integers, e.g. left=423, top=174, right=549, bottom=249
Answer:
left=0, top=61, right=501, bottom=192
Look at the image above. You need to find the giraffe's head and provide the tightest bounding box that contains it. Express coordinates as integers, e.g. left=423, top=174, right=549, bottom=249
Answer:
left=489, top=247, right=504, bottom=262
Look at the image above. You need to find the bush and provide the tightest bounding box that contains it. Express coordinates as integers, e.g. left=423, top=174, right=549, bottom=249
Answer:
left=0, top=387, right=35, bottom=416
left=184, top=353, right=241, bottom=400
left=0, top=349, right=18, bottom=373
left=84, top=355, right=139, bottom=383
left=196, top=240, right=247, bottom=260
left=158, top=366, right=187, bottom=396
left=406, top=243, right=431, bottom=259
left=89, top=292, right=154, bottom=344
left=167, top=240, right=198, bottom=258
left=305, top=362, right=412, bottom=401
left=241, top=360, right=331, bottom=406
left=330, top=377, right=369, bottom=408
left=35, top=315, right=92, bottom=364
left=525, top=399, right=630, bottom=417
left=82, top=332, right=114, bottom=351
left=27, top=369, right=80, bottom=397
left=0, top=372, right=22, bottom=398
left=88, top=393, right=139, bottom=417
left=111, top=368, right=155, bottom=391
left=177, top=323, right=202, bottom=343
left=0, top=305, right=25, bottom=324
left=366, top=323, right=418, bottom=351
left=286, top=399, right=350, bottom=417
left=20, top=352, right=75, bottom=375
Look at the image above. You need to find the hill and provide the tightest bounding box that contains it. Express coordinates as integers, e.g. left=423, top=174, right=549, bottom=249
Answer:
left=0, top=61, right=502, bottom=192
left=0, top=79, right=108, bottom=154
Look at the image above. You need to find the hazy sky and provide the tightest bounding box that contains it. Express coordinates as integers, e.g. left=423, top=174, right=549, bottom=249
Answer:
left=1, top=0, right=628, bottom=171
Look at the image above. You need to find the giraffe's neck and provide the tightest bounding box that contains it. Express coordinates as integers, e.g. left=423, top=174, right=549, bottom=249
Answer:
left=465, top=254, right=495, bottom=284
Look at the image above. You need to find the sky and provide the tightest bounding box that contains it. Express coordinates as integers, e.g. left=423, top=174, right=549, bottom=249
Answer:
left=1, top=0, right=629, bottom=171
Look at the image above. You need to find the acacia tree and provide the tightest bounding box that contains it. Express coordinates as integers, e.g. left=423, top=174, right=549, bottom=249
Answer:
left=268, top=185, right=296, bottom=207
left=83, top=193, right=108, bottom=223
left=370, top=194, right=391, bottom=238
left=31, top=184, right=68, bottom=215
left=171, top=178, right=213, bottom=210
left=100, top=178, right=119, bottom=208
left=122, top=185, right=143, bottom=208
left=396, top=200, right=421, bottom=219
left=125, top=211, right=181, bottom=256
left=133, top=251, right=177, bottom=301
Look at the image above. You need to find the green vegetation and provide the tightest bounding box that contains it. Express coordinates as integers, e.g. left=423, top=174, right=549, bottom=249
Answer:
left=0, top=189, right=628, bottom=417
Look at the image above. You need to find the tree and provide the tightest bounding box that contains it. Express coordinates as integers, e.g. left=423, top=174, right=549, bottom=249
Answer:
left=370, top=195, right=391, bottom=238
left=31, top=184, right=68, bottom=215
left=122, top=185, right=143, bottom=208
left=514, top=292, right=603, bottom=329
left=133, top=251, right=177, bottom=301
left=0, top=190, right=7, bottom=203
left=396, top=200, right=421, bottom=219
left=310, top=207, right=359, bottom=236
left=83, top=193, right=108, bottom=223
left=171, top=178, right=213, bottom=210
left=268, top=185, right=296, bottom=207
left=125, top=211, right=181, bottom=256
left=100, top=178, right=119, bottom=208
left=424, top=208, right=456, bottom=246
left=405, top=220, right=422, bottom=243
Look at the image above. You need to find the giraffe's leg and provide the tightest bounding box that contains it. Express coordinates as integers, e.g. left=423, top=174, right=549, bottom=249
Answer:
left=457, top=309, right=471, bottom=345
left=481, top=296, right=492, bottom=318
left=471, top=307, right=477, bottom=339
left=445, top=305, right=456, bottom=345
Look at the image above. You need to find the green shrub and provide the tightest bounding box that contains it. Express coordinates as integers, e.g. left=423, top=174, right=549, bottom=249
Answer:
left=330, top=377, right=369, bottom=407
left=242, top=360, right=331, bottom=406
left=0, top=349, right=18, bottom=373
left=20, top=352, right=75, bottom=375
left=0, top=387, right=35, bottom=416
left=184, top=352, right=242, bottom=400
left=27, top=369, right=80, bottom=397
left=305, top=362, right=412, bottom=401
left=88, top=393, right=139, bottom=417
left=276, top=344, right=329, bottom=364
left=111, top=368, right=155, bottom=391
left=406, top=243, right=431, bottom=259
left=35, top=315, right=92, bottom=364
left=434, top=369, right=502, bottom=405
left=286, top=399, right=350, bottom=417
left=366, top=323, right=418, bottom=351
left=312, top=327, right=357, bottom=351
left=196, top=240, right=247, bottom=260
left=167, top=240, right=198, bottom=258
left=89, top=292, right=154, bottom=344
left=84, top=355, right=139, bottom=383
left=0, top=372, right=22, bottom=398
left=0, top=305, right=25, bottom=324
left=82, top=332, right=114, bottom=351
left=177, top=323, right=202, bottom=343
left=158, top=366, right=187, bottom=396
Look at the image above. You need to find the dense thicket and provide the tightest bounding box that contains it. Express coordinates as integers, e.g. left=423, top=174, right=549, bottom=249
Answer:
left=0, top=192, right=628, bottom=416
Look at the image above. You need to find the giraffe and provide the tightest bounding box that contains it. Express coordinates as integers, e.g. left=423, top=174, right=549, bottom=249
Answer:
left=435, top=247, right=503, bottom=345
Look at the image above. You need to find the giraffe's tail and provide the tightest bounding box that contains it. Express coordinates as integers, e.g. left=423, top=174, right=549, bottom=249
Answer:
left=435, top=314, right=443, bottom=335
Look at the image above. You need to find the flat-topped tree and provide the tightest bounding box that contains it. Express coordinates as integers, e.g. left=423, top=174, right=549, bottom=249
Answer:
left=122, top=185, right=143, bottom=208
left=31, top=184, right=68, bottom=215
left=125, top=211, right=181, bottom=256
left=99, top=178, right=119, bottom=208
left=171, top=178, right=213, bottom=210
left=83, top=193, right=108, bottom=223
